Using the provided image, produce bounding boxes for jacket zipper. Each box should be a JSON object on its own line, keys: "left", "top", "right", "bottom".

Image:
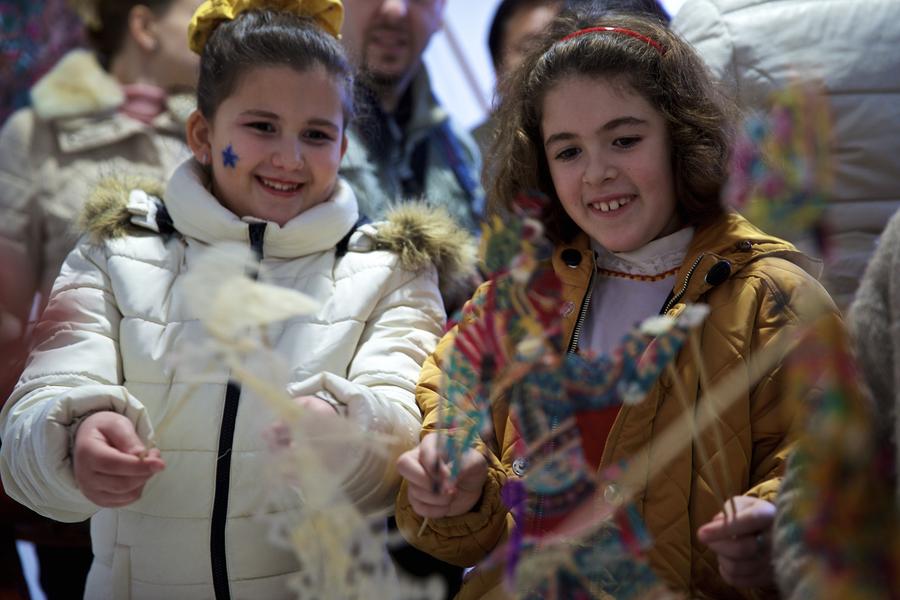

{"left": 565, "top": 258, "right": 595, "bottom": 355}
{"left": 660, "top": 254, "right": 704, "bottom": 315}
{"left": 210, "top": 222, "right": 267, "bottom": 599}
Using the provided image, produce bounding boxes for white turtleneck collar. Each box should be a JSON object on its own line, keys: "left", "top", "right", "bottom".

{"left": 581, "top": 227, "right": 695, "bottom": 357}
{"left": 164, "top": 159, "right": 359, "bottom": 259}
{"left": 592, "top": 227, "right": 695, "bottom": 278}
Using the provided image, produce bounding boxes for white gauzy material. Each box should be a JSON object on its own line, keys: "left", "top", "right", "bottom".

{"left": 181, "top": 242, "right": 320, "bottom": 342}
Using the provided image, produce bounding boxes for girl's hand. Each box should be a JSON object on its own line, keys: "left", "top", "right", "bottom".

{"left": 266, "top": 395, "right": 340, "bottom": 451}
{"left": 396, "top": 432, "right": 487, "bottom": 519}
{"left": 73, "top": 412, "right": 165, "bottom": 508}
{"left": 697, "top": 495, "right": 776, "bottom": 589}
{"left": 294, "top": 394, "right": 339, "bottom": 417}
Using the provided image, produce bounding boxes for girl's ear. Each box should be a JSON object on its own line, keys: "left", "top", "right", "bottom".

{"left": 186, "top": 109, "right": 213, "bottom": 164}
{"left": 128, "top": 5, "right": 160, "bottom": 53}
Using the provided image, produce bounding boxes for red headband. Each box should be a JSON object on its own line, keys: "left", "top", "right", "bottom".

{"left": 561, "top": 26, "right": 667, "bottom": 56}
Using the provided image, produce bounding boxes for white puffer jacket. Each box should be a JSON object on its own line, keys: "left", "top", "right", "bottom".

{"left": 0, "top": 159, "right": 468, "bottom": 599}
{"left": 673, "top": 0, "right": 900, "bottom": 309}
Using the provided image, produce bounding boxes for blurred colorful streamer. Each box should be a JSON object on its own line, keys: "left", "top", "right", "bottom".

{"left": 724, "top": 85, "right": 833, "bottom": 258}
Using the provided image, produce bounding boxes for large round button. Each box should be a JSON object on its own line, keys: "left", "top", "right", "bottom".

{"left": 560, "top": 248, "right": 582, "bottom": 268}
{"left": 704, "top": 260, "right": 732, "bottom": 286}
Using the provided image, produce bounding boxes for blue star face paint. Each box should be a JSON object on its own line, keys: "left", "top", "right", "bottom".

{"left": 222, "top": 144, "right": 239, "bottom": 168}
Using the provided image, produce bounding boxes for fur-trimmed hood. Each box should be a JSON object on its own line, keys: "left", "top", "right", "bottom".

{"left": 80, "top": 174, "right": 478, "bottom": 293}
{"left": 30, "top": 50, "right": 124, "bottom": 120}
{"left": 29, "top": 49, "right": 195, "bottom": 127}
{"left": 80, "top": 175, "right": 168, "bottom": 242}
{"left": 370, "top": 203, "right": 477, "bottom": 303}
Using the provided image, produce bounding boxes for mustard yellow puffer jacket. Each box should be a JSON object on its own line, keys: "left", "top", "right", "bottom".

{"left": 396, "top": 212, "right": 841, "bottom": 599}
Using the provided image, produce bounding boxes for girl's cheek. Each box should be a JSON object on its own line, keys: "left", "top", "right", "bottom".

{"left": 237, "top": 136, "right": 266, "bottom": 157}
{"left": 546, "top": 163, "right": 563, "bottom": 187}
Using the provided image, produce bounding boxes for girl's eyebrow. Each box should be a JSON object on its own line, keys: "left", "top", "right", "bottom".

{"left": 307, "top": 117, "right": 341, "bottom": 132}
{"left": 601, "top": 116, "right": 648, "bottom": 131}
{"left": 544, "top": 131, "right": 577, "bottom": 147}
{"left": 544, "top": 115, "right": 648, "bottom": 147}
{"left": 239, "top": 110, "right": 339, "bottom": 132}
{"left": 240, "top": 109, "right": 280, "bottom": 119}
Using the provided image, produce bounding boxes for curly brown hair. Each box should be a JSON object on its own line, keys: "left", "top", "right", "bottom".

{"left": 487, "top": 8, "right": 737, "bottom": 243}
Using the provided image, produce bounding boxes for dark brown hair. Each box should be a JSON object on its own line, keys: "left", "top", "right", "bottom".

{"left": 488, "top": 9, "right": 735, "bottom": 243}
{"left": 488, "top": 1, "right": 668, "bottom": 70}
{"left": 488, "top": 0, "right": 562, "bottom": 70}
{"left": 197, "top": 9, "right": 354, "bottom": 125}
{"left": 86, "top": 1, "right": 178, "bottom": 68}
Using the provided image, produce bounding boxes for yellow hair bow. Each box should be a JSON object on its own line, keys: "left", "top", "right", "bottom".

{"left": 188, "top": 0, "right": 344, "bottom": 54}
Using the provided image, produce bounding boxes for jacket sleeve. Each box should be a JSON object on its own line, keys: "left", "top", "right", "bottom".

{"left": 0, "top": 110, "right": 44, "bottom": 341}
{"left": 743, "top": 260, "right": 844, "bottom": 502}
{"left": 847, "top": 213, "right": 898, "bottom": 439}
{"left": 772, "top": 216, "right": 900, "bottom": 599}
{"left": 287, "top": 263, "right": 446, "bottom": 515}
{"left": 0, "top": 240, "right": 154, "bottom": 522}
{"left": 394, "top": 284, "right": 516, "bottom": 568}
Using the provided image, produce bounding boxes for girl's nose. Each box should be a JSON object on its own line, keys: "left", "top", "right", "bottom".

{"left": 272, "top": 139, "right": 304, "bottom": 170}
{"left": 582, "top": 157, "right": 617, "bottom": 186}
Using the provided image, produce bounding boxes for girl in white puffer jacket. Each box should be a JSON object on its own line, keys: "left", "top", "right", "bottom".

{"left": 0, "top": 1, "right": 473, "bottom": 598}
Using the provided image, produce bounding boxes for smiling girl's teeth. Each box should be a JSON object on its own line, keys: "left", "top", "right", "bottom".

{"left": 590, "top": 196, "right": 632, "bottom": 212}
{"left": 260, "top": 177, "right": 301, "bottom": 192}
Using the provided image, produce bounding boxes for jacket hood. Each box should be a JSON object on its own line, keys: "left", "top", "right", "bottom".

{"left": 554, "top": 211, "right": 822, "bottom": 316}
{"left": 163, "top": 160, "right": 362, "bottom": 259}
{"left": 79, "top": 167, "right": 477, "bottom": 285}
{"left": 30, "top": 50, "right": 124, "bottom": 120}
{"left": 29, "top": 49, "right": 195, "bottom": 128}
{"left": 371, "top": 202, "right": 478, "bottom": 299}
{"left": 674, "top": 211, "right": 822, "bottom": 307}
{"left": 80, "top": 175, "right": 167, "bottom": 243}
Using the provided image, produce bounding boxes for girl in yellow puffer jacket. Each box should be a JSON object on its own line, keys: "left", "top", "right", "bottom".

{"left": 395, "top": 8, "right": 844, "bottom": 600}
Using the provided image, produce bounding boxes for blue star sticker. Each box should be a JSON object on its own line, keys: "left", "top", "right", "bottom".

{"left": 222, "top": 144, "right": 239, "bottom": 168}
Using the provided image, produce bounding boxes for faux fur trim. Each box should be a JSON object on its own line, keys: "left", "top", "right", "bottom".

{"left": 374, "top": 202, "right": 478, "bottom": 301}
{"left": 80, "top": 175, "right": 167, "bottom": 243}
{"left": 31, "top": 50, "right": 124, "bottom": 120}
{"left": 79, "top": 184, "right": 479, "bottom": 295}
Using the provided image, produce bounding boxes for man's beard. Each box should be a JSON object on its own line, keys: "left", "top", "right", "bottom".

{"left": 358, "top": 58, "right": 405, "bottom": 92}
